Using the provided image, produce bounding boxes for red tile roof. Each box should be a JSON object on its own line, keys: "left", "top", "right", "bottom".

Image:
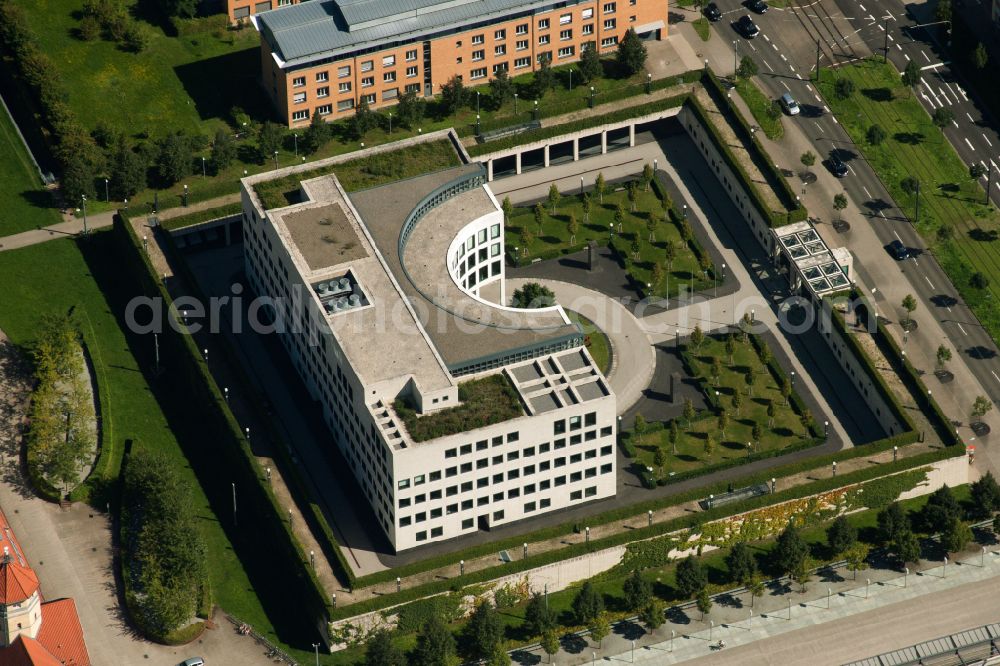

{"left": 0, "top": 510, "right": 38, "bottom": 606}
{"left": 0, "top": 636, "right": 61, "bottom": 666}
{"left": 36, "top": 599, "right": 90, "bottom": 666}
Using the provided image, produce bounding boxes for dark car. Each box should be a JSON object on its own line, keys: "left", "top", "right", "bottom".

{"left": 704, "top": 2, "right": 722, "bottom": 21}
{"left": 747, "top": 0, "right": 769, "bottom": 13}
{"left": 736, "top": 15, "right": 760, "bottom": 38}
{"left": 888, "top": 239, "right": 909, "bottom": 260}
{"left": 826, "top": 153, "right": 849, "bottom": 178}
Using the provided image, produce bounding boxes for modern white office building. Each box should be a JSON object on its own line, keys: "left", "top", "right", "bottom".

{"left": 240, "top": 138, "right": 616, "bottom": 552}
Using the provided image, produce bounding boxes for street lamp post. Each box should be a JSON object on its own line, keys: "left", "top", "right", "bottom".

{"left": 533, "top": 99, "right": 539, "bottom": 121}
{"left": 232, "top": 482, "right": 237, "bottom": 526}
{"left": 585, "top": 526, "right": 590, "bottom": 544}
{"left": 202, "top": 156, "right": 206, "bottom": 177}
{"left": 476, "top": 114, "right": 481, "bottom": 135}
{"left": 273, "top": 150, "right": 279, "bottom": 170}
{"left": 294, "top": 133, "right": 299, "bottom": 157}
{"left": 476, "top": 90, "right": 480, "bottom": 114}
{"left": 388, "top": 112, "right": 392, "bottom": 134}
{"left": 646, "top": 72, "right": 652, "bottom": 94}
{"left": 733, "top": 40, "right": 739, "bottom": 75}
{"left": 460, "top": 559, "right": 465, "bottom": 575}
{"left": 569, "top": 67, "right": 573, "bottom": 91}
{"left": 824, "top": 421, "right": 829, "bottom": 439}
{"left": 80, "top": 195, "right": 89, "bottom": 236}
{"left": 589, "top": 86, "right": 595, "bottom": 109}
{"left": 670, "top": 629, "right": 675, "bottom": 652}
{"left": 827, "top": 587, "right": 832, "bottom": 609}
{"left": 771, "top": 477, "right": 776, "bottom": 493}
{"left": 832, "top": 461, "right": 837, "bottom": 477}
{"left": 580, "top": 176, "right": 584, "bottom": 195}
{"left": 631, "top": 640, "right": 635, "bottom": 663}
{"left": 893, "top": 445, "right": 898, "bottom": 462}
{"left": 514, "top": 92, "right": 518, "bottom": 114}
{"left": 523, "top": 542, "right": 528, "bottom": 559}
{"left": 865, "top": 578, "right": 870, "bottom": 599}
{"left": 104, "top": 178, "right": 109, "bottom": 202}
{"left": 648, "top": 509, "right": 653, "bottom": 527}
{"left": 224, "top": 387, "right": 229, "bottom": 402}
{"left": 790, "top": 371, "right": 796, "bottom": 387}
{"left": 183, "top": 184, "right": 189, "bottom": 207}
{"left": 313, "top": 643, "right": 320, "bottom": 666}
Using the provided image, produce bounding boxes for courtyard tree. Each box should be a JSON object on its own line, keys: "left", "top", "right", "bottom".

{"left": 653, "top": 446, "right": 667, "bottom": 477}
{"left": 110, "top": 136, "right": 147, "bottom": 199}
{"left": 717, "top": 409, "right": 729, "bottom": 439}
{"left": 489, "top": 68, "right": 514, "bottom": 108}
{"left": 524, "top": 592, "right": 556, "bottom": 636}
{"left": 833, "top": 192, "right": 848, "bottom": 221}
{"left": 396, "top": 89, "right": 426, "bottom": 127}
{"left": 487, "top": 644, "right": 510, "bottom": 666}
{"left": 533, "top": 53, "right": 556, "bottom": 98}
{"left": 752, "top": 421, "right": 763, "bottom": 447}
{"left": 156, "top": 131, "right": 192, "bottom": 185}
{"left": 663, "top": 240, "right": 676, "bottom": 270}
{"left": 640, "top": 600, "right": 665, "bottom": 636}
{"left": 643, "top": 162, "right": 654, "bottom": 191}
{"left": 630, "top": 238, "right": 641, "bottom": 260}
{"left": 901, "top": 294, "right": 917, "bottom": 328}
{"left": 942, "top": 517, "right": 972, "bottom": 553}
{"left": 572, "top": 581, "right": 604, "bottom": 626}
{"left": 512, "top": 282, "right": 555, "bottom": 308}
{"left": 568, "top": 214, "right": 579, "bottom": 244}
{"left": 970, "top": 163, "right": 987, "bottom": 181}
{"left": 668, "top": 420, "right": 679, "bottom": 454}
{"left": 579, "top": 42, "right": 603, "bottom": 83}
{"left": 937, "top": 223, "right": 954, "bottom": 242}
{"left": 440, "top": 75, "right": 469, "bottom": 115}
{"left": 877, "top": 501, "right": 909, "bottom": 544}
{"left": 650, "top": 261, "right": 664, "bottom": 289}
{"left": 257, "top": 121, "right": 283, "bottom": 160}
{"left": 683, "top": 398, "right": 695, "bottom": 427}
{"left": 590, "top": 613, "right": 611, "bottom": 648}
{"left": 209, "top": 128, "right": 235, "bottom": 173}
{"left": 747, "top": 574, "right": 765, "bottom": 608}
{"left": 732, "top": 393, "right": 744, "bottom": 419}
{"left": 364, "top": 629, "right": 405, "bottom": 666}
{"left": 846, "top": 543, "right": 871, "bottom": 580}
{"left": 614, "top": 204, "right": 625, "bottom": 231}
{"left": 502, "top": 196, "right": 514, "bottom": 224}
{"left": 834, "top": 77, "right": 855, "bottom": 100}
{"left": 627, "top": 182, "right": 638, "bottom": 213}
{"left": 616, "top": 28, "right": 647, "bottom": 75}
{"left": 704, "top": 434, "right": 716, "bottom": 457}
{"left": 781, "top": 377, "right": 791, "bottom": 406}
{"left": 465, "top": 600, "right": 504, "bottom": 661}
{"left": 411, "top": 616, "right": 457, "bottom": 666}
{"left": 690, "top": 324, "right": 705, "bottom": 352}
{"left": 773, "top": 522, "right": 808, "bottom": 576}
{"left": 935, "top": 0, "right": 952, "bottom": 23}
{"left": 766, "top": 401, "right": 776, "bottom": 428}
{"left": 739, "top": 312, "right": 752, "bottom": 343}
{"left": 792, "top": 556, "right": 814, "bottom": 592}
{"left": 302, "top": 113, "right": 331, "bottom": 154}
{"left": 540, "top": 631, "right": 560, "bottom": 663}
{"left": 582, "top": 193, "right": 592, "bottom": 222}
{"left": 634, "top": 414, "right": 647, "bottom": 437}
{"left": 970, "top": 471, "right": 1000, "bottom": 518}
{"left": 519, "top": 226, "right": 535, "bottom": 252}
{"left": 866, "top": 123, "right": 887, "bottom": 146}
{"left": 696, "top": 588, "right": 712, "bottom": 620}
{"left": 971, "top": 272, "right": 990, "bottom": 290}
{"left": 624, "top": 569, "right": 653, "bottom": 610}
{"left": 595, "top": 172, "right": 606, "bottom": 203}
{"left": 745, "top": 369, "right": 756, "bottom": 396}
{"left": 826, "top": 515, "right": 857, "bottom": 554}
{"left": 548, "top": 183, "right": 561, "bottom": 213}
{"left": 675, "top": 554, "right": 707, "bottom": 598}
{"left": 800, "top": 408, "right": 813, "bottom": 432}
{"left": 725, "top": 541, "right": 758, "bottom": 585}
{"left": 661, "top": 195, "right": 671, "bottom": 223}
{"left": 711, "top": 357, "right": 723, "bottom": 386}
{"left": 647, "top": 215, "right": 658, "bottom": 242}
{"left": 725, "top": 334, "right": 736, "bottom": 363}
{"left": 534, "top": 202, "right": 545, "bottom": 229}
{"left": 971, "top": 395, "right": 993, "bottom": 423}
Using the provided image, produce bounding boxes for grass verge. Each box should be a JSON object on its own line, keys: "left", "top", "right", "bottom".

{"left": 693, "top": 17, "right": 712, "bottom": 42}
{"left": 0, "top": 96, "right": 60, "bottom": 236}
{"left": 735, "top": 77, "right": 783, "bottom": 140}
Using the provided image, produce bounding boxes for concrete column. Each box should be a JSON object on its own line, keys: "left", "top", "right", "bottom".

{"left": 629, "top": 123, "right": 636, "bottom": 147}
{"left": 543, "top": 145, "right": 550, "bottom": 168}
{"left": 515, "top": 151, "right": 522, "bottom": 175}
{"left": 600, "top": 131, "right": 607, "bottom": 154}
{"left": 573, "top": 137, "right": 579, "bottom": 161}
{"left": 486, "top": 159, "right": 494, "bottom": 181}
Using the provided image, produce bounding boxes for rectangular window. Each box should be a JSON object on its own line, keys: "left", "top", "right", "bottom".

{"left": 508, "top": 469, "right": 520, "bottom": 480}
{"left": 508, "top": 488, "right": 520, "bottom": 498}
{"left": 405, "top": 83, "right": 420, "bottom": 93}
{"left": 507, "top": 451, "right": 519, "bottom": 462}
{"left": 560, "top": 29, "right": 572, "bottom": 40}
{"left": 446, "top": 448, "right": 457, "bottom": 458}
{"left": 476, "top": 458, "right": 488, "bottom": 470}
{"left": 462, "top": 518, "right": 474, "bottom": 529}
{"left": 316, "top": 104, "right": 332, "bottom": 116}
{"left": 316, "top": 71, "right": 329, "bottom": 82}
{"left": 293, "top": 92, "right": 307, "bottom": 104}
{"left": 430, "top": 489, "right": 442, "bottom": 499}
{"left": 476, "top": 477, "right": 489, "bottom": 488}
{"left": 461, "top": 481, "right": 472, "bottom": 492}
{"left": 399, "top": 516, "right": 411, "bottom": 526}
{"left": 493, "top": 473, "right": 503, "bottom": 483}
{"left": 555, "top": 475, "right": 566, "bottom": 487}
{"left": 523, "top": 464, "right": 535, "bottom": 476}
{"left": 361, "top": 60, "right": 374, "bottom": 72}
{"left": 585, "top": 430, "right": 597, "bottom": 442}
{"left": 524, "top": 483, "right": 536, "bottom": 494}
{"left": 416, "top": 530, "right": 427, "bottom": 541}
{"left": 601, "top": 426, "right": 613, "bottom": 437}
{"left": 337, "top": 99, "right": 354, "bottom": 111}
{"left": 570, "top": 415, "right": 582, "bottom": 431}
{"left": 317, "top": 86, "right": 329, "bottom": 98}
{"left": 570, "top": 490, "right": 582, "bottom": 501}
{"left": 470, "top": 68, "right": 487, "bottom": 79}
{"left": 398, "top": 479, "right": 410, "bottom": 490}
{"left": 539, "top": 460, "right": 550, "bottom": 471}
{"left": 430, "top": 470, "right": 442, "bottom": 481}
{"left": 430, "top": 508, "right": 442, "bottom": 519}
{"left": 540, "top": 480, "right": 551, "bottom": 490}
{"left": 585, "top": 485, "right": 598, "bottom": 497}
{"left": 524, "top": 501, "right": 536, "bottom": 512}
{"left": 516, "top": 23, "right": 528, "bottom": 35}
{"left": 338, "top": 65, "right": 351, "bottom": 78}
{"left": 601, "top": 445, "right": 613, "bottom": 456}
{"left": 415, "top": 512, "right": 426, "bottom": 523}
{"left": 560, "top": 13, "right": 572, "bottom": 24}
{"left": 538, "top": 34, "right": 550, "bottom": 45}
{"left": 555, "top": 457, "right": 566, "bottom": 468}
{"left": 494, "top": 29, "right": 506, "bottom": 40}
{"left": 523, "top": 446, "right": 535, "bottom": 457}
{"left": 601, "top": 463, "right": 613, "bottom": 474}
{"left": 407, "top": 66, "right": 418, "bottom": 77}
{"left": 570, "top": 471, "right": 582, "bottom": 482}
{"left": 538, "top": 18, "right": 550, "bottom": 29}
{"left": 570, "top": 434, "right": 582, "bottom": 445}
{"left": 477, "top": 496, "right": 489, "bottom": 506}
{"left": 603, "top": 2, "right": 616, "bottom": 13}
{"left": 476, "top": 440, "right": 488, "bottom": 451}
{"left": 461, "top": 499, "right": 473, "bottom": 510}
{"left": 406, "top": 49, "right": 418, "bottom": 61}
{"left": 382, "top": 54, "right": 395, "bottom": 67}
{"left": 338, "top": 82, "right": 352, "bottom": 93}
{"left": 472, "top": 34, "right": 485, "bottom": 44}
{"left": 493, "top": 510, "right": 505, "bottom": 521}
{"left": 399, "top": 498, "right": 411, "bottom": 508}
{"left": 507, "top": 432, "right": 519, "bottom": 443}
{"left": 493, "top": 492, "right": 504, "bottom": 502}
{"left": 585, "top": 467, "right": 597, "bottom": 478}
{"left": 492, "top": 436, "right": 504, "bottom": 447}
{"left": 582, "top": 7, "right": 594, "bottom": 19}
{"left": 554, "top": 438, "right": 566, "bottom": 449}
{"left": 582, "top": 23, "right": 594, "bottom": 35}
{"left": 554, "top": 420, "right": 566, "bottom": 435}
{"left": 361, "top": 77, "right": 374, "bottom": 88}
{"left": 384, "top": 72, "right": 396, "bottom": 83}
{"left": 430, "top": 526, "right": 443, "bottom": 537}
{"left": 292, "top": 76, "right": 306, "bottom": 87}
{"left": 540, "top": 443, "right": 551, "bottom": 453}
{"left": 414, "top": 474, "right": 425, "bottom": 486}
{"left": 414, "top": 493, "right": 426, "bottom": 504}
{"left": 495, "top": 44, "right": 506, "bottom": 56}
{"left": 447, "top": 485, "right": 458, "bottom": 496}
{"left": 460, "top": 444, "right": 472, "bottom": 455}
{"left": 472, "top": 49, "right": 485, "bottom": 61}
{"left": 446, "top": 467, "right": 458, "bottom": 478}
{"left": 585, "top": 412, "right": 597, "bottom": 427}
{"left": 540, "top": 498, "right": 551, "bottom": 509}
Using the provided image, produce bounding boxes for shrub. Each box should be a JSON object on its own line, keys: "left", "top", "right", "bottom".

{"left": 834, "top": 78, "right": 855, "bottom": 100}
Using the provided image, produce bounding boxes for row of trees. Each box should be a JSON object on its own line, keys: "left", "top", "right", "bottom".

{"left": 26, "top": 315, "right": 96, "bottom": 496}
{"left": 121, "top": 448, "right": 208, "bottom": 640}
{"left": 78, "top": 0, "right": 152, "bottom": 52}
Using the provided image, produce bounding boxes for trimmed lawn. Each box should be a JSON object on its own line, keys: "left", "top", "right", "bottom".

{"left": 507, "top": 181, "right": 715, "bottom": 298}
{"left": 693, "top": 18, "right": 712, "bottom": 42}
{"left": 0, "top": 103, "right": 60, "bottom": 236}
{"left": 818, "top": 60, "right": 1000, "bottom": 337}
{"left": 566, "top": 310, "right": 612, "bottom": 375}
{"left": 735, "top": 77, "right": 783, "bottom": 140}
{"left": 632, "top": 334, "right": 813, "bottom": 476}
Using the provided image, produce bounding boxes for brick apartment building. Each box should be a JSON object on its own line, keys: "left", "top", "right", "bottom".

{"left": 228, "top": 0, "right": 301, "bottom": 23}
{"left": 251, "top": 0, "right": 667, "bottom": 128}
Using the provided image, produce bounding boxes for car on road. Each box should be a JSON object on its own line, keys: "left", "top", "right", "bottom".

{"left": 178, "top": 659, "right": 205, "bottom": 666}
{"left": 888, "top": 240, "right": 910, "bottom": 261}
{"left": 736, "top": 15, "right": 760, "bottom": 38}
{"left": 779, "top": 92, "right": 800, "bottom": 115}
{"left": 747, "top": 0, "right": 769, "bottom": 13}
{"left": 826, "top": 153, "right": 849, "bottom": 178}
{"left": 704, "top": 2, "right": 722, "bottom": 21}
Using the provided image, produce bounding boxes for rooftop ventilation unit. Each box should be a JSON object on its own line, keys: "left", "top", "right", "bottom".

{"left": 311, "top": 270, "right": 369, "bottom": 315}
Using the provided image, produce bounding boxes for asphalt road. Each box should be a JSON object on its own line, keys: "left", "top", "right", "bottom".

{"left": 702, "top": 0, "right": 1000, "bottom": 424}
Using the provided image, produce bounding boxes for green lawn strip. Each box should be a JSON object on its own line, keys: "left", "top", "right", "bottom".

{"left": 0, "top": 98, "right": 60, "bottom": 236}
{"left": 565, "top": 311, "right": 612, "bottom": 375}
{"left": 395, "top": 375, "right": 524, "bottom": 442}
{"left": 692, "top": 18, "right": 712, "bottom": 42}
{"left": 327, "top": 482, "right": 971, "bottom": 663}
{"left": 160, "top": 202, "right": 242, "bottom": 231}
{"left": 507, "top": 183, "right": 713, "bottom": 298}
{"left": 735, "top": 77, "right": 783, "bottom": 140}
{"left": 630, "top": 334, "right": 812, "bottom": 477}
{"left": 817, "top": 60, "right": 1000, "bottom": 336}
{"left": 253, "top": 139, "right": 462, "bottom": 210}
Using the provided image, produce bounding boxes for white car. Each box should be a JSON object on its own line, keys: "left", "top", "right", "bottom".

{"left": 179, "top": 659, "right": 205, "bottom": 666}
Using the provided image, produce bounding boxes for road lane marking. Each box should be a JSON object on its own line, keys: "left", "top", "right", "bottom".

{"left": 925, "top": 276, "right": 935, "bottom": 289}
{"left": 903, "top": 51, "right": 910, "bottom": 59}
{"left": 764, "top": 34, "right": 770, "bottom": 42}
{"left": 762, "top": 57, "right": 774, "bottom": 72}
{"left": 957, "top": 322, "right": 968, "bottom": 335}
{"left": 815, "top": 94, "right": 822, "bottom": 101}
{"left": 797, "top": 73, "right": 803, "bottom": 80}
{"left": 952, "top": 120, "right": 959, "bottom": 128}
{"left": 921, "top": 50, "right": 931, "bottom": 62}
{"left": 939, "top": 87, "right": 955, "bottom": 105}
{"left": 780, "top": 53, "right": 787, "bottom": 61}
{"left": 859, "top": 2, "right": 866, "bottom": 9}
{"left": 967, "top": 112, "right": 976, "bottom": 122}
{"left": 781, "top": 80, "right": 790, "bottom": 90}
{"left": 888, "top": 33, "right": 895, "bottom": 42}
{"left": 965, "top": 137, "right": 976, "bottom": 151}
{"left": 984, "top": 134, "right": 993, "bottom": 147}
{"left": 863, "top": 186, "right": 873, "bottom": 198}
{"left": 921, "top": 91, "right": 940, "bottom": 109}
{"left": 894, "top": 230, "right": 902, "bottom": 241}
{"left": 789, "top": 64, "right": 796, "bottom": 72}
{"left": 993, "top": 370, "right": 1000, "bottom": 384}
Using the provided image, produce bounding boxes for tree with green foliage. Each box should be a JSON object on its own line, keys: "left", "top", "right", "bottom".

{"left": 932, "top": 107, "right": 954, "bottom": 129}
{"left": 257, "top": 121, "right": 284, "bottom": 162}
{"left": 571, "top": 581, "right": 604, "bottom": 626}
{"left": 901, "top": 59, "right": 922, "bottom": 93}
{"left": 524, "top": 592, "right": 556, "bottom": 637}
{"left": 826, "top": 515, "right": 857, "bottom": 555}
{"left": 590, "top": 613, "right": 610, "bottom": 648}
{"left": 747, "top": 574, "right": 765, "bottom": 608}
{"left": 993, "top": 514, "right": 1000, "bottom": 534}
{"left": 540, "top": 630, "right": 560, "bottom": 662}
{"left": 690, "top": 324, "right": 705, "bottom": 352}
{"left": 501, "top": 196, "right": 513, "bottom": 224}
{"left": 548, "top": 183, "right": 561, "bottom": 214}
{"left": 668, "top": 420, "right": 679, "bottom": 455}
{"left": 901, "top": 294, "right": 917, "bottom": 328}
{"left": 844, "top": 542, "right": 869, "bottom": 580}
{"left": 162, "top": 0, "right": 198, "bottom": 18}
{"left": 465, "top": 601, "right": 504, "bottom": 661}
{"left": 793, "top": 556, "right": 815, "bottom": 592}
{"left": 834, "top": 77, "right": 855, "bottom": 99}
{"left": 971, "top": 272, "right": 991, "bottom": 290}
{"left": 711, "top": 357, "right": 723, "bottom": 386}
{"left": 682, "top": 398, "right": 695, "bottom": 427}
{"left": 942, "top": 517, "right": 972, "bottom": 553}
{"left": 156, "top": 132, "right": 192, "bottom": 185}
{"left": 653, "top": 446, "right": 667, "bottom": 477}
{"left": 209, "top": 128, "right": 235, "bottom": 174}
{"left": 582, "top": 193, "right": 592, "bottom": 223}
{"left": 623, "top": 569, "right": 653, "bottom": 611}
{"left": 745, "top": 369, "right": 756, "bottom": 397}
{"left": 725, "top": 541, "right": 758, "bottom": 585}
{"left": 365, "top": 628, "right": 406, "bottom": 666}
{"left": 353, "top": 97, "right": 378, "bottom": 138}
{"left": 642, "top": 162, "right": 654, "bottom": 191}
{"left": 533, "top": 202, "right": 545, "bottom": 230}
{"left": 801, "top": 151, "right": 816, "bottom": 168}
{"left": 704, "top": 434, "right": 716, "bottom": 457}
{"left": 751, "top": 421, "right": 763, "bottom": 448}
{"left": 489, "top": 68, "right": 514, "bottom": 108}
{"left": 396, "top": 89, "right": 426, "bottom": 127}
{"left": 594, "top": 172, "right": 607, "bottom": 203}
{"left": 512, "top": 282, "right": 555, "bottom": 308}
{"left": 696, "top": 588, "right": 712, "bottom": 620}
{"left": 533, "top": 53, "right": 555, "bottom": 98}
{"left": 518, "top": 226, "right": 534, "bottom": 252}
{"left": 893, "top": 529, "right": 921, "bottom": 565}
{"left": 833, "top": 192, "right": 848, "bottom": 221}
{"left": 663, "top": 239, "right": 676, "bottom": 271}
{"left": 579, "top": 43, "right": 603, "bottom": 83}
{"left": 936, "top": 344, "right": 952, "bottom": 371}
{"left": 640, "top": 600, "right": 664, "bottom": 635}
{"left": 971, "top": 471, "right": 1000, "bottom": 518}
{"left": 616, "top": 28, "right": 647, "bottom": 75}
{"left": 411, "top": 616, "right": 457, "bottom": 666}
{"left": 867, "top": 123, "right": 887, "bottom": 146}
{"left": 725, "top": 334, "right": 736, "bottom": 363}
{"left": 614, "top": 204, "right": 625, "bottom": 231}
{"left": 675, "top": 554, "right": 707, "bottom": 598}
{"left": 440, "top": 75, "right": 469, "bottom": 115}
{"left": 970, "top": 162, "right": 987, "bottom": 180}
{"left": 877, "top": 502, "right": 908, "bottom": 544}
{"left": 737, "top": 55, "right": 758, "bottom": 79}
{"left": 973, "top": 42, "right": 989, "bottom": 70}
{"left": 302, "top": 112, "right": 331, "bottom": 154}
{"left": 937, "top": 223, "right": 954, "bottom": 242}
{"left": 568, "top": 213, "right": 579, "bottom": 244}
{"left": 718, "top": 409, "right": 729, "bottom": 439}
{"left": 922, "top": 485, "right": 962, "bottom": 533}
{"left": 109, "top": 136, "right": 146, "bottom": 199}
{"left": 627, "top": 181, "right": 638, "bottom": 212}
{"left": 766, "top": 401, "right": 776, "bottom": 428}
{"left": 486, "top": 643, "right": 510, "bottom": 666}
{"left": 972, "top": 395, "right": 993, "bottom": 422}
{"left": 935, "top": 0, "right": 952, "bottom": 24}
{"left": 651, "top": 261, "right": 664, "bottom": 288}
{"left": 773, "top": 523, "right": 808, "bottom": 576}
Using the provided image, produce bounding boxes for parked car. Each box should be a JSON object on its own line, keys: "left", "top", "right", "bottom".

{"left": 736, "top": 15, "right": 760, "bottom": 38}
{"left": 888, "top": 239, "right": 910, "bottom": 260}
{"left": 779, "top": 92, "right": 800, "bottom": 115}
{"left": 178, "top": 659, "right": 205, "bottom": 666}
{"left": 826, "top": 153, "right": 849, "bottom": 177}
{"left": 704, "top": 2, "right": 722, "bottom": 21}
{"left": 747, "top": 0, "right": 769, "bottom": 12}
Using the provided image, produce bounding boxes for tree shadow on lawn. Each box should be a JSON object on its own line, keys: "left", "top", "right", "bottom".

{"left": 174, "top": 49, "right": 271, "bottom": 123}
{"left": 894, "top": 131, "right": 924, "bottom": 145}
{"left": 861, "top": 87, "right": 893, "bottom": 103}
{"left": 968, "top": 228, "right": 999, "bottom": 242}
